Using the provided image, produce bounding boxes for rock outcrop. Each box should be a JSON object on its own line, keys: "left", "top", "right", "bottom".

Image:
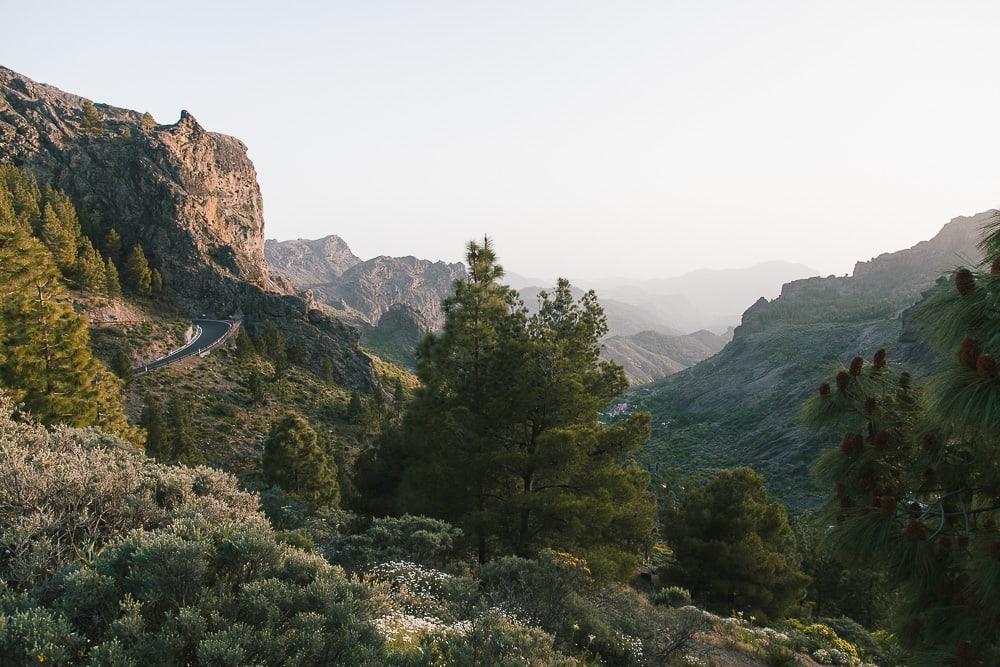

{"left": 0, "top": 66, "right": 377, "bottom": 391}
{"left": 267, "top": 236, "right": 465, "bottom": 333}
{"left": 264, "top": 235, "right": 361, "bottom": 287}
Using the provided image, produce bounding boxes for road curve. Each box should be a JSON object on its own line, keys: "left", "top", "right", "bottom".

{"left": 133, "top": 319, "right": 234, "bottom": 374}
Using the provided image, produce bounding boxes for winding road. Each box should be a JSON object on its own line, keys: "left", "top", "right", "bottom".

{"left": 133, "top": 319, "right": 235, "bottom": 374}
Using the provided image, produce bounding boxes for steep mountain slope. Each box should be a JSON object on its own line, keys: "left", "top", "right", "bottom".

{"left": 602, "top": 328, "right": 733, "bottom": 385}
{"left": 266, "top": 236, "right": 464, "bottom": 331}
{"left": 264, "top": 235, "right": 360, "bottom": 286}
{"left": 625, "top": 211, "right": 991, "bottom": 508}
{"left": 0, "top": 66, "right": 376, "bottom": 391}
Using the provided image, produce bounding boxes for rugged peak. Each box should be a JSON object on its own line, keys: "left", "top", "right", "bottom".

{"left": 265, "top": 235, "right": 362, "bottom": 286}
{"left": 0, "top": 66, "right": 377, "bottom": 391}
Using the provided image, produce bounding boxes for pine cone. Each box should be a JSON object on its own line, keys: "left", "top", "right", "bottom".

{"left": 992, "top": 257, "right": 1000, "bottom": 274}
{"left": 836, "top": 370, "right": 851, "bottom": 392}
{"left": 977, "top": 354, "right": 997, "bottom": 378}
{"left": 921, "top": 433, "right": 938, "bottom": 454}
{"left": 840, "top": 432, "right": 864, "bottom": 456}
{"left": 873, "top": 348, "right": 887, "bottom": 369}
{"left": 988, "top": 542, "right": 1000, "bottom": 561}
{"left": 879, "top": 496, "right": 896, "bottom": 515}
{"left": 849, "top": 356, "right": 864, "bottom": 376}
{"left": 955, "top": 268, "right": 975, "bottom": 296}
{"left": 906, "top": 520, "right": 928, "bottom": 541}
{"left": 865, "top": 397, "right": 876, "bottom": 414}
{"left": 874, "top": 431, "right": 889, "bottom": 450}
{"left": 819, "top": 383, "right": 831, "bottom": 397}
{"left": 960, "top": 338, "right": 981, "bottom": 370}
{"left": 899, "top": 372, "right": 911, "bottom": 389}
{"left": 955, "top": 640, "right": 976, "bottom": 665}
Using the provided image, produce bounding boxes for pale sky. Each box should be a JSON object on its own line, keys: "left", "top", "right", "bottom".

{"left": 4, "top": 1, "right": 1000, "bottom": 279}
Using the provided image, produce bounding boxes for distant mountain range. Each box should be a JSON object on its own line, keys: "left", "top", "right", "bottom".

{"left": 625, "top": 210, "right": 993, "bottom": 508}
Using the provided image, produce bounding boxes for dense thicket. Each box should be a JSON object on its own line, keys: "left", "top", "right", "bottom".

{"left": 661, "top": 467, "right": 809, "bottom": 620}
{"left": 806, "top": 213, "right": 1000, "bottom": 666}
{"left": 0, "top": 166, "right": 137, "bottom": 442}
{"left": 355, "top": 239, "right": 654, "bottom": 578}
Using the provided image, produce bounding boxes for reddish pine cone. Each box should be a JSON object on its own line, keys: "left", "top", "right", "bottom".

{"left": 960, "top": 338, "right": 981, "bottom": 370}
{"left": 873, "top": 431, "right": 889, "bottom": 449}
{"left": 977, "top": 354, "right": 997, "bottom": 378}
{"left": 955, "top": 640, "right": 976, "bottom": 664}
{"left": 836, "top": 370, "right": 851, "bottom": 392}
{"left": 955, "top": 268, "right": 975, "bottom": 296}
{"left": 989, "top": 542, "right": 1000, "bottom": 561}
{"left": 992, "top": 256, "right": 1000, "bottom": 274}
{"left": 873, "top": 349, "right": 887, "bottom": 369}
{"left": 819, "top": 383, "right": 831, "bottom": 397}
{"left": 906, "top": 520, "right": 929, "bottom": 541}
{"left": 840, "top": 432, "right": 864, "bottom": 456}
{"left": 849, "top": 356, "right": 864, "bottom": 376}
{"left": 878, "top": 496, "right": 896, "bottom": 515}
{"left": 864, "top": 397, "right": 876, "bottom": 414}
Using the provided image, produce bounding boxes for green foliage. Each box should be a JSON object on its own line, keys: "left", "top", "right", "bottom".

{"left": 104, "top": 256, "right": 121, "bottom": 296}
{"left": 110, "top": 346, "right": 132, "bottom": 382}
{"left": 141, "top": 111, "right": 155, "bottom": 132}
{"left": 332, "top": 515, "right": 462, "bottom": 571}
{"left": 263, "top": 413, "right": 339, "bottom": 505}
{"left": 141, "top": 396, "right": 168, "bottom": 461}
{"left": 167, "top": 395, "right": 199, "bottom": 464}
{"left": 661, "top": 467, "right": 809, "bottom": 621}
{"left": 151, "top": 267, "right": 163, "bottom": 294}
{"left": 0, "top": 167, "right": 135, "bottom": 441}
{"left": 80, "top": 100, "right": 103, "bottom": 133}
{"left": 651, "top": 586, "right": 692, "bottom": 607}
{"left": 247, "top": 367, "right": 266, "bottom": 403}
{"left": 805, "top": 220, "right": 1000, "bottom": 664}
{"left": 124, "top": 244, "right": 152, "bottom": 296}
{"left": 73, "top": 236, "right": 106, "bottom": 292}
{"left": 357, "top": 239, "right": 654, "bottom": 573}
{"left": 102, "top": 228, "right": 122, "bottom": 264}
{"left": 0, "top": 400, "right": 391, "bottom": 665}
{"left": 235, "top": 326, "right": 256, "bottom": 359}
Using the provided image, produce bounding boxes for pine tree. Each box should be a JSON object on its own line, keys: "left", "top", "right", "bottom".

{"left": 167, "top": 395, "right": 198, "bottom": 464}
{"left": 103, "top": 228, "right": 123, "bottom": 265}
{"left": 141, "top": 397, "right": 169, "bottom": 461}
{"left": 235, "top": 327, "right": 256, "bottom": 359}
{"left": 104, "top": 257, "right": 121, "bottom": 297}
{"left": 247, "top": 367, "right": 265, "bottom": 404}
{"left": 110, "top": 347, "right": 132, "bottom": 382}
{"left": 355, "top": 239, "right": 655, "bottom": 574}
{"left": 124, "top": 245, "right": 152, "bottom": 296}
{"left": 661, "top": 467, "right": 809, "bottom": 620}
{"left": 322, "top": 357, "right": 334, "bottom": 383}
{"left": 150, "top": 268, "right": 163, "bottom": 295}
{"left": 805, "top": 213, "right": 1000, "bottom": 665}
{"left": 263, "top": 413, "right": 339, "bottom": 505}
{"left": 0, "top": 169, "right": 136, "bottom": 441}
{"left": 74, "top": 237, "right": 106, "bottom": 292}
{"left": 141, "top": 112, "right": 155, "bottom": 132}
{"left": 40, "top": 202, "right": 77, "bottom": 273}
{"left": 80, "top": 100, "right": 103, "bottom": 134}
{"left": 346, "top": 391, "right": 364, "bottom": 423}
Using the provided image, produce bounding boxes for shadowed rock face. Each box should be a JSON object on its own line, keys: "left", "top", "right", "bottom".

{"left": 266, "top": 236, "right": 465, "bottom": 332}
{"left": 0, "top": 66, "right": 377, "bottom": 391}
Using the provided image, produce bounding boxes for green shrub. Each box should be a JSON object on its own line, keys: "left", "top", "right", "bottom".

{"left": 651, "top": 586, "right": 692, "bottom": 607}
{"left": 331, "top": 514, "right": 463, "bottom": 572}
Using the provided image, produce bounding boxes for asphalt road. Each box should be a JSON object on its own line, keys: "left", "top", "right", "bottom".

{"left": 134, "top": 319, "right": 233, "bottom": 374}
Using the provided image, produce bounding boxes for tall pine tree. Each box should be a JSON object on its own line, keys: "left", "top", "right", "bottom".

{"left": 356, "top": 239, "right": 654, "bottom": 576}
{"left": 263, "top": 413, "right": 339, "bottom": 505}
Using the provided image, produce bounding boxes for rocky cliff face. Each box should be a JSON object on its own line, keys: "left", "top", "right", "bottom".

{"left": 264, "top": 235, "right": 360, "bottom": 286}
{"left": 0, "top": 66, "right": 377, "bottom": 391}
{"left": 267, "top": 236, "right": 466, "bottom": 332}
{"left": 626, "top": 211, "right": 989, "bottom": 508}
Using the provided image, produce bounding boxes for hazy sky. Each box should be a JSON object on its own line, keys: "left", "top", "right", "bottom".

{"left": 4, "top": 1, "right": 1000, "bottom": 279}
